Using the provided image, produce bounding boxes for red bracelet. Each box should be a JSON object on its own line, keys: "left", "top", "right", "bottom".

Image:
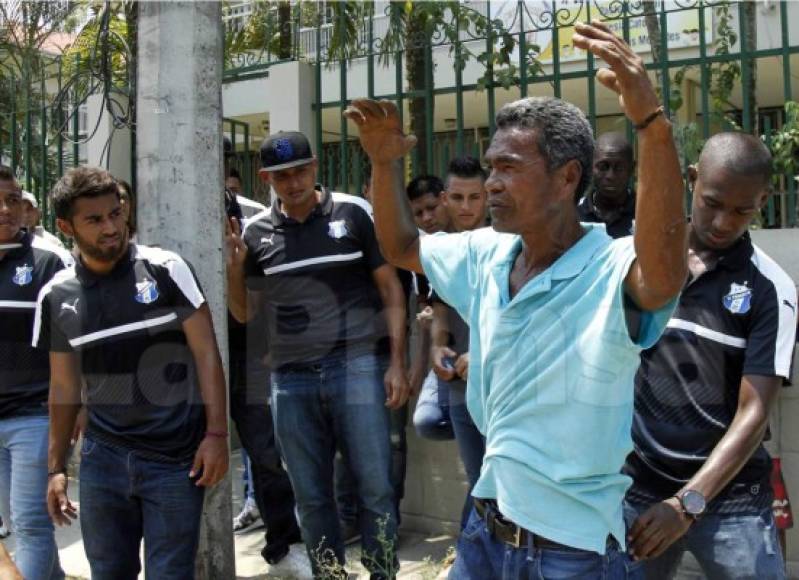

{"left": 205, "top": 430, "right": 228, "bottom": 438}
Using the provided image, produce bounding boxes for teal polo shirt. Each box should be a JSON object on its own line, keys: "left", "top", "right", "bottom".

{"left": 420, "top": 223, "right": 675, "bottom": 553}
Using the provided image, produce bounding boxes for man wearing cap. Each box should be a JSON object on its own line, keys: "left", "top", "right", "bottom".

{"left": 20, "top": 191, "right": 64, "bottom": 248}
{"left": 0, "top": 167, "right": 71, "bottom": 579}
{"left": 227, "top": 130, "right": 409, "bottom": 578}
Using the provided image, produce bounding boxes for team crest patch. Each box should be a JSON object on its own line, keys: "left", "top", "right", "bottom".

{"left": 274, "top": 138, "right": 294, "bottom": 162}
{"left": 723, "top": 282, "right": 752, "bottom": 314}
{"left": 12, "top": 264, "right": 33, "bottom": 286}
{"left": 135, "top": 278, "right": 159, "bottom": 304}
{"left": 328, "top": 220, "right": 348, "bottom": 239}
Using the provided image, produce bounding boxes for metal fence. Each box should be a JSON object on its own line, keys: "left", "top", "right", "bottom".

{"left": 225, "top": 0, "right": 799, "bottom": 227}
{"left": 3, "top": 1, "right": 798, "bottom": 228}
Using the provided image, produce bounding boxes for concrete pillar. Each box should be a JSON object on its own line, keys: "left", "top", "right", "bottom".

{"left": 85, "top": 93, "right": 132, "bottom": 183}
{"left": 136, "top": 2, "right": 234, "bottom": 578}
{"left": 266, "top": 61, "right": 317, "bottom": 147}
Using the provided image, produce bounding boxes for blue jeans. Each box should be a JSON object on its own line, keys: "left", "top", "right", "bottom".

{"left": 79, "top": 436, "right": 205, "bottom": 580}
{"left": 271, "top": 351, "right": 398, "bottom": 578}
{"left": 413, "top": 370, "right": 454, "bottom": 440}
{"left": 623, "top": 500, "right": 785, "bottom": 579}
{"left": 451, "top": 507, "right": 642, "bottom": 579}
{"left": 0, "top": 414, "right": 64, "bottom": 579}
{"left": 336, "top": 402, "right": 408, "bottom": 527}
{"left": 0, "top": 415, "right": 64, "bottom": 580}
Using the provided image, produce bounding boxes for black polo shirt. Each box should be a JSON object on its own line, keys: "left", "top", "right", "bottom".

{"left": 242, "top": 188, "right": 387, "bottom": 368}
{"left": 0, "top": 232, "right": 72, "bottom": 418}
{"left": 577, "top": 189, "right": 636, "bottom": 239}
{"left": 624, "top": 233, "right": 798, "bottom": 513}
{"left": 33, "top": 244, "right": 207, "bottom": 463}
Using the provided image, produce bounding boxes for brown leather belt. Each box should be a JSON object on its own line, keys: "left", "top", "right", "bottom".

{"left": 473, "top": 498, "right": 573, "bottom": 550}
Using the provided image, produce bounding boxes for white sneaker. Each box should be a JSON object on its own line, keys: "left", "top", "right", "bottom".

{"left": 233, "top": 501, "right": 261, "bottom": 533}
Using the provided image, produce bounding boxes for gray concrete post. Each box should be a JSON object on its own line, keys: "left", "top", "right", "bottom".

{"left": 136, "top": 2, "right": 234, "bottom": 578}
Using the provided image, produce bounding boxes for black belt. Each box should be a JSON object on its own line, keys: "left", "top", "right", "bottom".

{"left": 473, "top": 498, "right": 574, "bottom": 550}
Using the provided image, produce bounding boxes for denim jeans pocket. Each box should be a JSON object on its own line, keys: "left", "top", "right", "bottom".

{"left": 460, "top": 509, "right": 485, "bottom": 543}
{"left": 757, "top": 507, "right": 779, "bottom": 556}
{"left": 80, "top": 436, "right": 97, "bottom": 457}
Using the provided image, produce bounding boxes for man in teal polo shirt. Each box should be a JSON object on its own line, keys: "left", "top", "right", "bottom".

{"left": 345, "top": 22, "right": 687, "bottom": 579}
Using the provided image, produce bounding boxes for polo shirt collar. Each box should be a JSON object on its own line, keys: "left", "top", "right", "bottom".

{"left": 581, "top": 188, "right": 635, "bottom": 221}
{"left": 491, "top": 223, "right": 610, "bottom": 303}
{"left": 0, "top": 230, "right": 31, "bottom": 261}
{"left": 715, "top": 232, "right": 754, "bottom": 271}
{"left": 270, "top": 186, "right": 332, "bottom": 226}
{"left": 75, "top": 242, "right": 136, "bottom": 287}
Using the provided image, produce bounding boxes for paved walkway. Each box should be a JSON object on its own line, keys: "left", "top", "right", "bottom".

{"left": 2, "top": 450, "right": 454, "bottom": 579}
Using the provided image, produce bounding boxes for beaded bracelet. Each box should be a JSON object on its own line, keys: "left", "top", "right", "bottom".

{"left": 205, "top": 430, "right": 229, "bottom": 438}
{"left": 634, "top": 106, "right": 665, "bottom": 131}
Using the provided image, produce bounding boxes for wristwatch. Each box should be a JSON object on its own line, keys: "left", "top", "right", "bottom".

{"left": 677, "top": 489, "right": 706, "bottom": 520}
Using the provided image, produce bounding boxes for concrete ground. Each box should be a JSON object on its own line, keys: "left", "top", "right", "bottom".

{"left": 1, "top": 450, "right": 455, "bottom": 579}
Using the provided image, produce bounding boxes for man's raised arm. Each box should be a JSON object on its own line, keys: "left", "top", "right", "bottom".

{"left": 344, "top": 100, "right": 424, "bottom": 274}
{"left": 573, "top": 22, "right": 687, "bottom": 311}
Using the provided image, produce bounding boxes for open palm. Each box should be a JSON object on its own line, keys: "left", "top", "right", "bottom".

{"left": 344, "top": 99, "right": 417, "bottom": 164}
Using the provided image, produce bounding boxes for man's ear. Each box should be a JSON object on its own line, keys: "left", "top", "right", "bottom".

{"left": 559, "top": 159, "right": 583, "bottom": 202}
{"left": 55, "top": 218, "right": 73, "bottom": 238}
{"left": 258, "top": 169, "right": 271, "bottom": 185}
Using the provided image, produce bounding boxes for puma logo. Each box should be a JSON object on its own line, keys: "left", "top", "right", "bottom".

{"left": 60, "top": 298, "right": 79, "bottom": 315}
{"left": 261, "top": 235, "right": 275, "bottom": 246}
{"left": 783, "top": 299, "right": 796, "bottom": 313}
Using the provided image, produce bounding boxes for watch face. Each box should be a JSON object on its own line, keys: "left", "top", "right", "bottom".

{"left": 682, "top": 490, "right": 706, "bottom": 515}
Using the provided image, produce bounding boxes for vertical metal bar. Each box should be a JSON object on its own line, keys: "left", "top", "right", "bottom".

{"left": 424, "top": 31, "right": 434, "bottom": 174}
{"left": 698, "top": 2, "right": 710, "bottom": 139}
{"left": 780, "top": 0, "right": 795, "bottom": 226}
{"left": 57, "top": 59, "right": 64, "bottom": 178}
{"left": 393, "top": 8, "right": 403, "bottom": 128}
{"left": 486, "top": 1, "right": 496, "bottom": 136}
{"left": 623, "top": 2, "right": 633, "bottom": 143}
{"left": 762, "top": 117, "right": 776, "bottom": 227}
{"left": 551, "top": 0, "right": 561, "bottom": 99}
{"left": 10, "top": 74, "right": 17, "bottom": 173}
{"left": 40, "top": 64, "right": 47, "bottom": 201}
{"left": 441, "top": 142, "right": 450, "bottom": 178}
{"left": 243, "top": 122, "right": 251, "bottom": 197}
{"left": 367, "top": 6, "right": 375, "bottom": 98}
{"left": 659, "top": 0, "right": 670, "bottom": 119}
{"left": 25, "top": 59, "right": 32, "bottom": 190}
{"left": 315, "top": 13, "right": 323, "bottom": 177}
{"left": 455, "top": 2, "right": 465, "bottom": 156}
{"left": 230, "top": 122, "right": 237, "bottom": 173}
{"left": 338, "top": 7, "right": 348, "bottom": 191}
{"left": 73, "top": 54, "right": 80, "bottom": 167}
{"left": 586, "top": 1, "right": 596, "bottom": 134}
{"left": 738, "top": 1, "right": 751, "bottom": 133}
{"left": 518, "top": 1, "right": 528, "bottom": 99}
{"left": 353, "top": 147, "right": 362, "bottom": 196}
{"left": 293, "top": 2, "right": 301, "bottom": 59}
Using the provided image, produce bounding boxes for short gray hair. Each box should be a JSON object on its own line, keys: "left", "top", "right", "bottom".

{"left": 495, "top": 96, "right": 595, "bottom": 199}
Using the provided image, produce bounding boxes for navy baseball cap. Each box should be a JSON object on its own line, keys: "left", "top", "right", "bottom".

{"left": 259, "top": 131, "right": 315, "bottom": 171}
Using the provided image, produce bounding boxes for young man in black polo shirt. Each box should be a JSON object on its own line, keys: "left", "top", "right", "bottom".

{"left": 577, "top": 132, "right": 636, "bottom": 238}
{"left": 624, "top": 133, "right": 798, "bottom": 579}
{"left": 227, "top": 131, "right": 409, "bottom": 578}
{"left": 0, "top": 167, "right": 71, "bottom": 579}
{"left": 35, "top": 166, "right": 229, "bottom": 580}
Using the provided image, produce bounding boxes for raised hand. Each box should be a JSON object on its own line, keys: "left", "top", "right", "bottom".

{"left": 225, "top": 217, "right": 248, "bottom": 272}
{"left": 344, "top": 99, "right": 417, "bottom": 165}
{"left": 572, "top": 22, "right": 662, "bottom": 127}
